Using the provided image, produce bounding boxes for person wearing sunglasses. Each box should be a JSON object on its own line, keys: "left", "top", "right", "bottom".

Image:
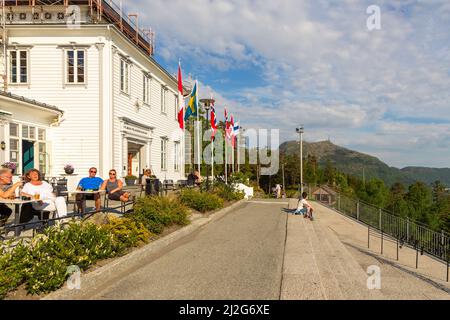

{"left": 76, "top": 167, "right": 104, "bottom": 211}
{"left": 100, "top": 169, "right": 131, "bottom": 202}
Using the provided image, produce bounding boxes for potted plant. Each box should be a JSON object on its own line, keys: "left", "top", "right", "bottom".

{"left": 64, "top": 164, "right": 75, "bottom": 175}
{"left": 2, "top": 162, "right": 16, "bottom": 175}
{"left": 124, "top": 175, "right": 138, "bottom": 186}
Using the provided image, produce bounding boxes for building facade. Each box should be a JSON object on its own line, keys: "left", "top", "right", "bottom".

{"left": 0, "top": 1, "right": 185, "bottom": 184}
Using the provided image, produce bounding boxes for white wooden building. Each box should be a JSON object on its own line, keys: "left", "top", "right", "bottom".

{"left": 0, "top": 1, "right": 185, "bottom": 185}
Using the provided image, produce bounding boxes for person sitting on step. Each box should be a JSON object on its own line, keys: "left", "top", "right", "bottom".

{"left": 294, "top": 192, "right": 314, "bottom": 220}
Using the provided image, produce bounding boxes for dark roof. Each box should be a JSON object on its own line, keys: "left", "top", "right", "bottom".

{"left": 313, "top": 185, "right": 337, "bottom": 195}
{"left": 0, "top": 90, "right": 64, "bottom": 115}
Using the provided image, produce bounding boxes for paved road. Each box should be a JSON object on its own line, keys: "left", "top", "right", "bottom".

{"left": 78, "top": 200, "right": 288, "bottom": 300}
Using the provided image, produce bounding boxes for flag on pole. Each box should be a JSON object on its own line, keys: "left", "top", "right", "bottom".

{"left": 232, "top": 120, "right": 240, "bottom": 148}
{"left": 184, "top": 80, "right": 198, "bottom": 121}
{"left": 210, "top": 103, "right": 218, "bottom": 141}
{"left": 177, "top": 62, "right": 185, "bottom": 130}
{"left": 225, "top": 110, "right": 233, "bottom": 141}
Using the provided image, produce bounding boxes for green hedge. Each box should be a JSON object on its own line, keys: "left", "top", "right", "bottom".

{"left": 0, "top": 221, "right": 136, "bottom": 298}
{"left": 213, "top": 182, "right": 245, "bottom": 202}
{"left": 179, "top": 189, "right": 224, "bottom": 213}
{"left": 131, "top": 196, "right": 190, "bottom": 234}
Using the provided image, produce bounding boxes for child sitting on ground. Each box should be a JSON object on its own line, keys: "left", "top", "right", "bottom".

{"left": 294, "top": 192, "right": 314, "bottom": 220}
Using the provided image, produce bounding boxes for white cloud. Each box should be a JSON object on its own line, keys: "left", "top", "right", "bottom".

{"left": 126, "top": 0, "right": 450, "bottom": 167}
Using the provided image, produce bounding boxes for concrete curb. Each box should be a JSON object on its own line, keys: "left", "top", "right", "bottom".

{"left": 43, "top": 199, "right": 247, "bottom": 300}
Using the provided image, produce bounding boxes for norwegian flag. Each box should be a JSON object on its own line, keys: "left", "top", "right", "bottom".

{"left": 210, "top": 102, "right": 218, "bottom": 141}
{"left": 177, "top": 62, "right": 185, "bottom": 130}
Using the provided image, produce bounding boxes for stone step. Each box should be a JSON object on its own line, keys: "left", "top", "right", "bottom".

{"left": 311, "top": 217, "right": 385, "bottom": 300}
{"left": 301, "top": 217, "right": 345, "bottom": 300}
{"left": 281, "top": 212, "right": 326, "bottom": 300}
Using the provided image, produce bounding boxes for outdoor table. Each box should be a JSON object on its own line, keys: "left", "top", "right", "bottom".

{"left": 69, "top": 190, "right": 106, "bottom": 217}
{"left": 0, "top": 198, "right": 39, "bottom": 237}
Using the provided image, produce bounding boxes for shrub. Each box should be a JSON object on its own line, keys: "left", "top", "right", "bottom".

{"left": 131, "top": 196, "right": 190, "bottom": 234}
{"left": 179, "top": 189, "right": 224, "bottom": 213}
{"left": 101, "top": 216, "right": 151, "bottom": 250}
{"left": 213, "top": 182, "right": 245, "bottom": 202}
{"left": 0, "top": 221, "right": 123, "bottom": 298}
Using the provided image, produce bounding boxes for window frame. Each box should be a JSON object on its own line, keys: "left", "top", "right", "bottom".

{"left": 65, "top": 48, "right": 87, "bottom": 85}
{"left": 174, "top": 141, "right": 180, "bottom": 172}
{"left": 120, "top": 58, "right": 131, "bottom": 95}
{"left": 9, "top": 49, "right": 29, "bottom": 85}
{"left": 161, "top": 85, "right": 167, "bottom": 114}
{"left": 161, "top": 138, "right": 168, "bottom": 171}
{"left": 143, "top": 72, "right": 151, "bottom": 106}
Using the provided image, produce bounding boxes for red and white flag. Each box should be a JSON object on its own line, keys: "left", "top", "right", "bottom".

{"left": 177, "top": 62, "right": 185, "bottom": 130}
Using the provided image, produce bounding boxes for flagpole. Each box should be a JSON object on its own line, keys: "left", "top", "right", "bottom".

{"left": 196, "top": 80, "right": 201, "bottom": 175}
{"left": 237, "top": 133, "right": 240, "bottom": 173}
{"left": 225, "top": 131, "right": 228, "bottom": 184}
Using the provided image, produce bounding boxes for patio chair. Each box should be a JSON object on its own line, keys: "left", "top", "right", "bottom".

{"left": 103, "top": 190, "right": 135, "bottom": 214}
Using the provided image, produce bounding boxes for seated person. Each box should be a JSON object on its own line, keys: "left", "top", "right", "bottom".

{"left": 294, "top": 192, "right": 314, "bottom": 220}
{"left": 187, "top": 172, "right": 196, "bottom": 186}
{"left": 101, "top": 169, "right": 131, "bottom": 202}
{"left": 76, "top": 167, "right": 103, "bottom": 211}
{"left": 141, "top": 169, "right": 156, "bottom": 186}
{"left": 0, "top": 168, "right": 23, "bottom": 225}
{"left": 21, "top": 169, "right": 68, "bottom": 219}
{"left": 193, "top": 170, "right": 203, "bottom": 186}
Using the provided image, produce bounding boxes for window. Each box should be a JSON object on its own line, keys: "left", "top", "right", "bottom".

{"left": 38, "top": 128, "right": 46, "bottom": 141}
{"left": 174, "top": 141, "right": 180, "bottom": 172}
{"left": 38, "top": 142, "right": 47, "bottom": 174}
{"left": 66, "top": 49, "right": 85, "bottom": 84}
{"left": 143, "top": 73, "right": 150, "bottom": 105}
{"left": 22, "top": 125, "right": 35, "bottom": 140}
{"left": 10, "top": 50, "right": 28, "bottom": 84}
{"left": 174, "top": 94, "right": 179, "bottom": 121}
{"left": 161, "top": 138, "right": 167, "bottom": 171}
{"left": 161, "top": 85, "right": 167, "bottom": 114}
{"left": 120, "top": 59, "right": 130, "bottom": 94}
{"left": 9, "top": 123, "right": 19, "bottom": 171}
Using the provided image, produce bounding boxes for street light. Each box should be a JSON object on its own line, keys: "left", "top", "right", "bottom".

{"left": 200, "top": 98, "right": 215, "bottom": 191}
{"left": 296, "top": 125, "right": 304, "bottom": 195}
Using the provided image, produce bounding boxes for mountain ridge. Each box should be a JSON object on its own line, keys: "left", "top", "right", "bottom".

{"left": 279, "top": 140, "right": 450, "bottom": 186}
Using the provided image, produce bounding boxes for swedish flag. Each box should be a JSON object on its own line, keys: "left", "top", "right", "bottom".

{"left": 184, "top": 81, "right": 198, "bottom": 121}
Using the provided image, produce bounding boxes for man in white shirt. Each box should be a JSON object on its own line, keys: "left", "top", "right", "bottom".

{"left": 294, "top": 192, "right": 314, "bottom": 220}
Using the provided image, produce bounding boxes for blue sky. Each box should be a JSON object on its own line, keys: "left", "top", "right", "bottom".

{"left": 125, "top": 0, "right": 450, "bottom": 168}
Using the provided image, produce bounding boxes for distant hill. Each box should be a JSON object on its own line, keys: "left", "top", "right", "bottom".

{"left": 279, "top": 140, "right": 450, "bottom": 187}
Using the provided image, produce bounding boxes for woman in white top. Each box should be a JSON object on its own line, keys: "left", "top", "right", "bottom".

{"left": 21, "top": 169, "right": 67, "bottom": 218}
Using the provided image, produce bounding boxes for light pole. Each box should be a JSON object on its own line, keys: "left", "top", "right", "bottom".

{"left": 296, "top": 125, "right": 304, "bottom": 195}
{"left": 200, "top": 98, "right": 215, "bottom": 191}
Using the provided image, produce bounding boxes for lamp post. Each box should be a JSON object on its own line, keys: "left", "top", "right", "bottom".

{"left": 296, "top": 126, "right": 304, "bottom": 195}
{"left": 200, "top": 98, "right": 215, "bottom": 191}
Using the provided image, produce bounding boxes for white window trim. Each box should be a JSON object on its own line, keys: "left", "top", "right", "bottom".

{"left": 7, "top": 121, "right": 49, "bottom": 176}
{"left": 143, "top": 72, "right": 151, "bottom": 106}
{"left": 161, "top": 85, "right": 168, "bottom": 115}
{"left": 8, "top": 48, "right": 30, "bottom": 85}
{"left": 64, "top": 48, "right": 87, "bottom": 85}
{"left": 174, "top": 141, "right": 181, "bottom": 172}
{"left": 120, "top": 58, "right": 131, "bottom": 95}
{"left": 161, "top": 137, "right": 168, "bottom": 171}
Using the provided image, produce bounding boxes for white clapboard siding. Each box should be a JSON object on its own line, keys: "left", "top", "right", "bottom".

{"left": 7, "top": 38, "right": 101, "bottom": 177}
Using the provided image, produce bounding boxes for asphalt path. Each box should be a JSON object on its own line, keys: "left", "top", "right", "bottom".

{"left": 81, "top": 200, "right": 288, "bottom": 300}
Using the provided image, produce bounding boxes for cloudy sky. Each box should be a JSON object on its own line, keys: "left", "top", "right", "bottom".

{"left": 125, "top": 0, "right": 450, "bottom": 168}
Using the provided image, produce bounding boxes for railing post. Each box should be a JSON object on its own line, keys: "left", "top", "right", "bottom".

{"left": 338, "top": 194, "right": 341, "bottom": 211}
{"left": 356, "top": 200, "right": 360, "bottom": 221}
{"left": 379, "top": 208, "right": 382, "bottom": 231}
{"left": 368, "top": 225, "right": 370, "bottom": 249}
{"left": 407, "top": 217, "right": 410, "bottom": 241}
{"left": 381, "top": 230, "right": 384, "bottom": 255}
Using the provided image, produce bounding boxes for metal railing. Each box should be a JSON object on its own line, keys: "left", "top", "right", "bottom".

{"left": 331, "top": 193, "right": 450, "bottom": 281}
